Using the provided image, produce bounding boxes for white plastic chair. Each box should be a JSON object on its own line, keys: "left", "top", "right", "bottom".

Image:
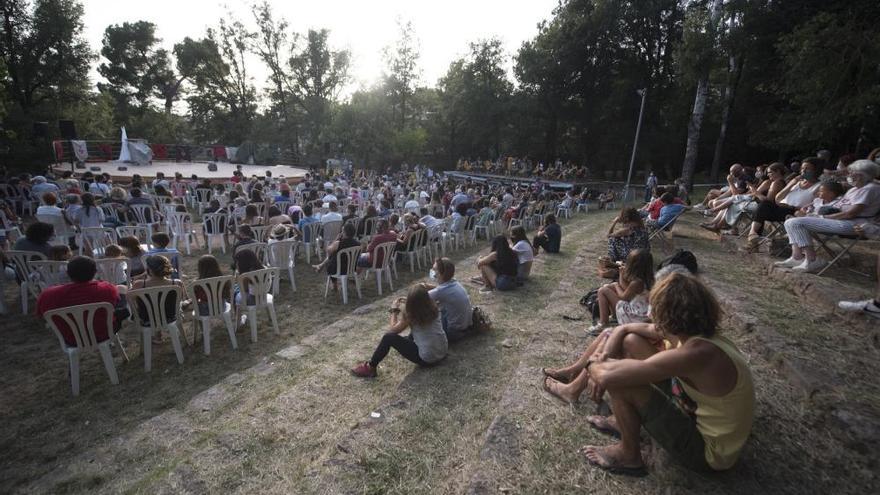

{"left": 363, "top": 241, "right": 395, "bottom": 295}
{"left": 195, "top": 188, "right": 213, "bottom": 215}
{"left": 301, "top": 222, "right": 323, "bottom": 264}
{"left": 234, "top": 241, "right": 269, "bottom": 266}
{"left": 116, "top": 225, "right": 153, "bottom": 250}
{"left": 79, "top": 226, "right": 116, "bottom": 256}
{"left": 95, "top": 258, "right": 129, "bottom": 287}
{"left": 235, "top": 268, "right": 280, "bottom": 342}
{"left": 43, "top": 302, "right": 128, "bottom": 396}
{"left": 36, "top": 213, "right": 77, "bottom": 246}
{"left": 397, "top": 229, "right": 427, "bottom": 272}
{"left": 576, "top": 202, "right": 589, "bottom": 214}
{"left": 167, "top": 211, "right": 200, "bottom": 255}
{"left": 268, "top": 239, "right": 299, "bottom": 293}
{"left": 202, "top": 212, "right": 228, "bottom": 254}
{"left": 188, "top": 276, "right": 237, "bottom": 355}
{"left": 128, "top": 204, "right": 157, "bottom": 238}
{"left": 29, "top": 260, "right": 69, "bottom": 292}
{"left": 6, "top": 250, "right": 46, "bottom": 313}
{"left": 324, "top": 245, "right": 362, "bottom": 304}
{"left": 127, "top": 285, "right": 186, "bottom": 372}
{"left": 319, "top": 220, "right": 343, "bottom": 260}
{"left": 250, "top": 224, "right": 271, "bottom": 243}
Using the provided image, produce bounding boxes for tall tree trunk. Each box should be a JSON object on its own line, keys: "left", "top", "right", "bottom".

{"left": 710, "top": 52, "right": 743, "bottom": 181}
{"left": 679, "top": 0, "right": 724, "bottom": 191}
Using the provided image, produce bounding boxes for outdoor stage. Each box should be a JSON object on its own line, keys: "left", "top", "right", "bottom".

{"left": 49, "top": 160, "right": 310, "bottom": 183}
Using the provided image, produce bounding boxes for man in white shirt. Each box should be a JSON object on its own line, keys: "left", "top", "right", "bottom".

{"left": 321, "top": 201, "right": 343, "bottom": 223}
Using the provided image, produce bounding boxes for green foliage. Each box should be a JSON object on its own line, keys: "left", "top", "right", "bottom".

{"left": 1, "top": 0, "right": 878, "bottom": 174}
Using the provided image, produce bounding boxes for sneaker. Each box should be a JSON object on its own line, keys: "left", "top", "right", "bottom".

{"left": 351, "top": 362, "right": 377, "bottom": 378}
{"left": 774, "top": 257, "right": 803, "bottom": 268}
{"left": 792, "top": 258, "right": 826, "bottom": 273}
{"left": 587, "top": 323, "right": 606, "bottom": 336}
{"left": 838, "top": 300, "right": 880, "bottom": 319}
{"left": 479, "top": 287, "right": 494, "bottom": 294}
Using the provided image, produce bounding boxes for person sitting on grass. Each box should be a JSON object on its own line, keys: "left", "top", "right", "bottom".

{"left": 580, "top": 273, "right": 755, "bottom": 476}
{"left": 588, "top": 249, "right": 654, "bottom": 335}
{"left": 423, "top": 257, "right": 473, "bottom": 342}
{"left": 532, "top": 213, "right": 561, "bottom": 255}
{"left": 606, "top": 207, "right": 650, "bottom": 265}
{"left": 474, "top": 235, "right": 519, "bottom": 293}
{"left": 541, "top": 264, "right": 689, "bottom": 405}
{"left": 351, "top": 284, "right": 449, "bottom": 378}
{"left": 509, "top": 226, "right": 534, "bottom": 282}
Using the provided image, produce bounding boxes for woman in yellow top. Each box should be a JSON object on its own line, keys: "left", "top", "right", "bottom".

{"left": 583, "top": 272, "right": 755, "bottom": 476}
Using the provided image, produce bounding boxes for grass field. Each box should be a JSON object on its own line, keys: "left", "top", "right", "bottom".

{"left": 0, "top": 209, "right": 876, "bottom": 494}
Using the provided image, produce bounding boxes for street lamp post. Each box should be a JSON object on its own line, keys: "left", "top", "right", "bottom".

{"left": 624, "top": 88, "right": 647, "bottom": 204}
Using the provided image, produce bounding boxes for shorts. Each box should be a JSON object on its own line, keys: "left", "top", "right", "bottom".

{"left": 356, "top": 253, "right": 371, "bottom": 268}
{"left": 495, "top": 274, "right": 517, "bottom": 291}
{"left": 639, "top": 380, "right": 712, "bottom": 472}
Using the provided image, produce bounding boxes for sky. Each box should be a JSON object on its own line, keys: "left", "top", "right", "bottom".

{"left": 81, "top": 0, "right": 560, "bottom": 97}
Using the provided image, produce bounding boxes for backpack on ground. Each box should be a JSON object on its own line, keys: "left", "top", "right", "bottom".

{"left": 579, "top": 287, "right": 601, "bottom": 322}
{"left": 472, "top": 306, "right": 492, "bottom": 332}
{"left": 657, "top": 249, "right": 698, "bottom": 274}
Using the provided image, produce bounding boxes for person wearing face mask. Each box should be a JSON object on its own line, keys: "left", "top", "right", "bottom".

{"left": 422, "top": 257, "right": 473, "bottom": 342}
{"left": 776, "top": 160, "right": 880, "bottom": 273}
{"left": 744, "top": 157, "right": 823, "bottom": 252}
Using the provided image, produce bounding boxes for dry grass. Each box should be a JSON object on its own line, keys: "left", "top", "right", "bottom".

{"left": 0, "top": 209, "right": 876, "bottom": 494}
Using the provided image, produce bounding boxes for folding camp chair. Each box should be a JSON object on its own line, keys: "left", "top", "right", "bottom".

{"left": 810, "top": 232, "right": 872, "bottom": 277}
{"left": 648, "top": 209, "right": 687, "bottom": 252}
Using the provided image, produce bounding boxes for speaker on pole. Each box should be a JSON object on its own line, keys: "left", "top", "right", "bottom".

{"left": 59, "top": 120, "right": 78, "bottom": 140}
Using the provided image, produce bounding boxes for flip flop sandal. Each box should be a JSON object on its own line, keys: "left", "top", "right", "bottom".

{"left": 540, "top": 367, "right": 571, "bottom": 384}
{"left": 586, "top": 415, "right": 621, "bottom": 439}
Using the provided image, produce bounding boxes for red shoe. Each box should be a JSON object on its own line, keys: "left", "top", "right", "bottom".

{"left": 351, "top": 362, "right": 377, "bottom": 378}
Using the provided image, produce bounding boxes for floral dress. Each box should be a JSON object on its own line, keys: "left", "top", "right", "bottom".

{"left": 607, "top": 227, "right": 650, "bottom": 262}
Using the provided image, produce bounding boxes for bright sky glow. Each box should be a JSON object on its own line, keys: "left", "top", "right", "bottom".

{"left": 81, "top": 0, "right": 560, "bottom": 97}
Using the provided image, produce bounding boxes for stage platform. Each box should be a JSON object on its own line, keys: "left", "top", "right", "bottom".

{"left": 50, "top": 161, "right": 309, "bottom": 184}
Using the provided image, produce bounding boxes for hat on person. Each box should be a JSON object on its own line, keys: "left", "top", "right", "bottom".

{"left": 270, "top": 224, "right": 288, "bottom": 240}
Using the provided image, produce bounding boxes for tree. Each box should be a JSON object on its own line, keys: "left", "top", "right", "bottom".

{"left": 251, "top": 1, "right": 299, "bottom": 154}
{"left": 679, "top": 0, "right": 725, "bottom": 190}
{"left": 181, "top": 23, "right": 257, "bottom": 144}
{"left": 0, "top": 0, "right": 92, "bottom": 115}
{"left": 289, "top": 28, "right": 349, "bottom": 163}
{"left": 98, "top": 21, "right": 174, "bottom": 114}
{"left": 384, "top": 19, "right": 421, "bottom": 131}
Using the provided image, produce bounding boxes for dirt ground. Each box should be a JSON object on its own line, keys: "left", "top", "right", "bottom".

{"left": 0, "top": 209, "right": 877, "bottom": 494}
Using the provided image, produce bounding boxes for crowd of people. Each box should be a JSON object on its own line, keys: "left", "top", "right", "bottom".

{"left": 2, "top": 146, "right": 879, "bottom": 480}
{"left": 455, "top": 156, "right": 589, "bottom": 181}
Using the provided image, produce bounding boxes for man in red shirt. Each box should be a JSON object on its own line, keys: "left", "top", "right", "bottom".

{"left": 357, "top": 219, "right": 398, "bottom": 272}
{"left": 37, "top": 256, "right": 122, "bottom": 346}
